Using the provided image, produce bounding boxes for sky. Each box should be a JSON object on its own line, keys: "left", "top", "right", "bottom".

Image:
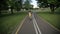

{"left": 31, "top": 0, "right": 39, "bottom": 8}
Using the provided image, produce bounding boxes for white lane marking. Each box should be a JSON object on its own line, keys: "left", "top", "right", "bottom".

{"left": 33, "top": 17, "right": 38, "bottom": 34}
{"left": 32, "top": 14, "right": 42, "bottom": 34}
{"left": 34, "top": 18, "right": 42, "bottom": 34}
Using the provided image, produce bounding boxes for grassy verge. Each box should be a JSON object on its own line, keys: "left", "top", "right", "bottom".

{"left": 37, "top": 12, "right": 60, "bottom": 30}
{"left": 0, "top": 12, "right": 27, "bottom": 34}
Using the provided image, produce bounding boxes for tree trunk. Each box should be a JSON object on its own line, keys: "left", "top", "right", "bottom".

{"left": 0, "top": 10, "right": 1, "bottom": 15}
{"left": 11, "top": 9, "right": 13, "bottom": 14}
{"left": 50, "top": 4, "right": 55, "bottom": 14}
{"left": 11, "top": 7, "right": 13, "bottom": 14}
{"left": 0, "top": 11, "right": 1, "bottom": 15}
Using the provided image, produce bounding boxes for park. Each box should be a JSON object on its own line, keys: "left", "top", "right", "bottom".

{"left": 0, "top": 0, "right": 60, "bottom": 34}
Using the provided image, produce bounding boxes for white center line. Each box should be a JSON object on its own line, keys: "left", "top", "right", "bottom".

{"left": 32, "top": 14, "right": 42, "bottom": 34}
{"left": 33, "top": 17, "right": 38, "bottom": 34}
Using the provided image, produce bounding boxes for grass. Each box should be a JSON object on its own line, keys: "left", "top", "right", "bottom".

{"left": 37, "top": 12, "right": 60, "bottom": 30}
{"left": 0, "top": 12, "right": 27, "bottom": 34}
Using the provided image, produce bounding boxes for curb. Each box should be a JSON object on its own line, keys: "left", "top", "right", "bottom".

{"left": 37, "top": 14, "right": 60, "bottom": 32}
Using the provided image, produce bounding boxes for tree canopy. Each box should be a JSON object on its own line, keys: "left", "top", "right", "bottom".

{"left": 23, "top": 0, "right": 33, "bottom": 10}
{"left": 36, "top": 0, "right": 60, "bottom": 13}
{"left": 0, "top": 0, "right": 23, "bottom": 14}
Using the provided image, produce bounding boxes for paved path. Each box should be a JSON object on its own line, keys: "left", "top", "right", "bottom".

{"left": 16, "top": 15, "right": 36, "bottom": 34}
{"left": 15, "top": 12, "right": 60, "bottom": 34}
{"left": 34, "top": 13, "right": 60, "bottom": 34}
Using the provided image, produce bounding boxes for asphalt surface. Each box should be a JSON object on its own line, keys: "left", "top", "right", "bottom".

{"left": 15, "top": 12, "right": 60, "bottom": 34}
{"left": 34, "top": 13, "right": 60, "bottom": 34}
{"left": 18, "top": 15, "right": 36, "bottom": 34}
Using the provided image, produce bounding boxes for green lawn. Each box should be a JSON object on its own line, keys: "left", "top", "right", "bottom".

{"left": 0, "top": 12, "right": 27, "bottom": 34}
{"left": 38, "top": 12, "right": 60, "bottom": 30}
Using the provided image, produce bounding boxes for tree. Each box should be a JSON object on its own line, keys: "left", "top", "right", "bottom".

{"left": 7, "top": 0, "right": 15, "bottom": 14}
{"left": 23, "top": 0, "right": 32, "bottom": 10}
{"left": 14, "top": 0, "right": 22, "bottom": 11}
{"left": 0, "top": 0, "right": 23, "bottom": 14}
{"left": 0, "top": 0, "right": 8, "bottom": 15}
{"left": 36, "top": 0, "right": 60, "bottom": 13}
{"left": 47, "top": 0, "right": 57, "bottom": 13}
{"left": 7, "top": 0, "right": 23, "bottom": 14}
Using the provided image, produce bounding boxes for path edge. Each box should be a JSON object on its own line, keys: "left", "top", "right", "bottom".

{"left": 12, "top": 15, "right": 27, "bottom": 34}
{"left": 37, "top": 14, "right": 60, "bottom": 32}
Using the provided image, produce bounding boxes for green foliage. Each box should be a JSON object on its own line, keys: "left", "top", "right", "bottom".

{"left": 37, "top": 0, "right": 60, "bottom": 7}
{"left": 0, "top": 0, "right": 8, "bottom": 10}
{"left": 37, "top": 0, "right": 60, "bottom": 13}
{"left": 14, "top": 0, "right": 22, "bottom": 11}
{"left": 24, "top": 0, "right": 32, "bottom": 10}
{"left": 47, "top": 0, "right": 57, "bottom": 4}
{"left": 7, "top": 0, "right": 23, "bottom": 13}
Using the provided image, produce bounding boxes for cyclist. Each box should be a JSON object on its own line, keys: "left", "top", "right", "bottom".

{"left": 28, "top": 10, "right": 32, "bottom": 20}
